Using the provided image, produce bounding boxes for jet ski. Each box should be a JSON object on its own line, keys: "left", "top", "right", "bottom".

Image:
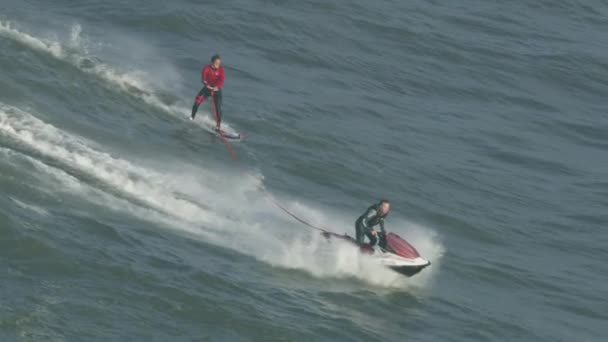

{"left": 261, "top": 192, "right": 430, "bottom": 276}
{"left": 322, "top": 231, "right": 431, "bottom": 277}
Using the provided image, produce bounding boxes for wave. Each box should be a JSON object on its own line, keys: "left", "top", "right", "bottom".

{"left": 0, "top": 145, "right": 190, "bottom": 236}
{"left": 0, "top": 32, "right": 443, "bottom": 284}
{"left": 9, "top": 197, "right": 49, "bottom": 217}
{"left": 0, "top": 103, "right": 443, "bottom": 288}
{"left": 0, "top": 103, "right": 234, "bottom": 228}
{"left": 0, "top": 20, "right": 235, "bottom": 135}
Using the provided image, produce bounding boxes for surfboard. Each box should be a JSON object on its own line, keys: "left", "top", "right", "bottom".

{"left": 214, "top": 128, "right": 243, "bottom": 140}
{"left": 189, "top": 116, "right": 243, "bottom": 141}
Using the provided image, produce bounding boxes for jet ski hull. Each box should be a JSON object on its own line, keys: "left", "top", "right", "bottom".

{"left": 389, "top": 263, "right": 431, "bottom": 277}
{"left": 321, "top": 231, "right": 431, "bottom": 277}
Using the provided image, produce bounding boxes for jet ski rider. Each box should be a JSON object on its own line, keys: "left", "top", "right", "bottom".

{"left": 355, "top": 200, "right": 390, "bottom": 247}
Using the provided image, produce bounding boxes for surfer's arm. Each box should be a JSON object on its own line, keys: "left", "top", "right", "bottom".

{"left": 379, "top": 219, "right": 385, "bottom": 232}
{"left": 202, "top": 66, "right": 212, "bottom": 86}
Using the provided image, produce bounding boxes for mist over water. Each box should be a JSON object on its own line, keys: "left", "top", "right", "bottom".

{"left": 1, "top": 1, "right": 607, "bottom": 341}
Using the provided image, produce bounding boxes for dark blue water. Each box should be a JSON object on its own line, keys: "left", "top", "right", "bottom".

{"left": 1, "top": 1, "right": 607, "bottom": 341}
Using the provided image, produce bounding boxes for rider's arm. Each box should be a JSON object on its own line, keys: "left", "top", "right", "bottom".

{"left": 202, "top": 66, "right": 210, "bottom": 86}
{"left": 361, "top": 207, "right": 376, "bottom": 231}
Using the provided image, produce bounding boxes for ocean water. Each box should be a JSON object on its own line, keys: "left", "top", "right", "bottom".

{"left": 1, "top": 1, "right": 607, "bottom": 341}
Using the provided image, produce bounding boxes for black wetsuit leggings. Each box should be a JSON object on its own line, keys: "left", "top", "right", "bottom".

{"left": 191, "top": 87, "right": 222, "bottom": 124}
{"left": 355, "top": 219, "right": 378, "bottom": 246}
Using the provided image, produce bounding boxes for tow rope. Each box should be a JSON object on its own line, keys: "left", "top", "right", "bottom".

{"left": 261, "top": 188, "right": 329, "bottom": 233}
{"left": 211, "top": 93, "right": 238, "bottom": 160}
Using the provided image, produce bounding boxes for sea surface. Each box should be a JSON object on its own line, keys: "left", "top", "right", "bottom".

{"left": 1, "top": 1, "right": 607, "bottom": 341}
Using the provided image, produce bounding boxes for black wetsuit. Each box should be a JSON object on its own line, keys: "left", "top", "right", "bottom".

{"left": 191, "top": 86, "right": 222, "bottom": 123}
{"left": 355, "top": 203, "right": 387, "bottom": 246}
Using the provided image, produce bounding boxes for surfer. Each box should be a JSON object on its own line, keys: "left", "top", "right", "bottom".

{"left": 190, "top": 54, "right": 225, "bottom": 131}
{"left": 355, "top": 200, "right": 390, "bottom": 247}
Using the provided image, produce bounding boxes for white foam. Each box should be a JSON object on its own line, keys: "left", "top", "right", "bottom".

{"left": 0, "top": 104, "right": 219, "bottom": 226}
{"left": 0, "top": 20, "right": 63, "bottom": 58}
{"left": 1, "top": 146, "right": 197, "bottom": 237}
{"left": 0, "top": 20, "right": 236, "bottom": 134}
{"left": 258, "top": 200, "right": 445, "bottom": 289}
{"left": 0, "top": 103, "right": 444, "bottom": 289}
{"left": 68, "top": 23, "right": 84, "bottom": 50}
{"left": 9, "top": 197, "right": 49, "bottom": 217}
{"left": 264, "top": 232, "right": 404, "bottom": 285}
{"left": 0, "top": 21, "right": 143, "bottom": 94}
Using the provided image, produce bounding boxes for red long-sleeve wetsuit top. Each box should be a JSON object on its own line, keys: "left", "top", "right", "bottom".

{"left": 202, "top": 65, "right": 225, "bottom": 89}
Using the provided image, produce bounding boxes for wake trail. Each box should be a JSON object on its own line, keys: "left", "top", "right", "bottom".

{"left": 0, "top": 20, "right": 237, "bottom": 136}
{"left": 0, "top": 104, "right": 224, "bottom": 227}
{"left": 0, "top": 21, "right": 444, "bottom": 288}
{"left": 0, "top": 145, "right": 194, "bottom": 236}
{"left": 0, "top": 103, "right": 445, "bottom": 288}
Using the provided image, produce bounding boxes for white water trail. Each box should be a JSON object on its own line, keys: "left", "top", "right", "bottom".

{"left": 0, "top": 104, "right": 241, "bottom": 230}
{"left": 0, "top": 146, "right": 197, "bottom": 237}
{"left": 0, "top": 20, "right": 235, "bottom": 135}
{"left": 0, "top": 104, "right": 443, "bottom": 288}
{"left": 258, "top": 206, "right": 445, "bottom": 288}
{"left": 0, "top": 21, "right": 443, "bottom": 286}
{"left": 9, "top": 197, "right": 50, "bottom": 217}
